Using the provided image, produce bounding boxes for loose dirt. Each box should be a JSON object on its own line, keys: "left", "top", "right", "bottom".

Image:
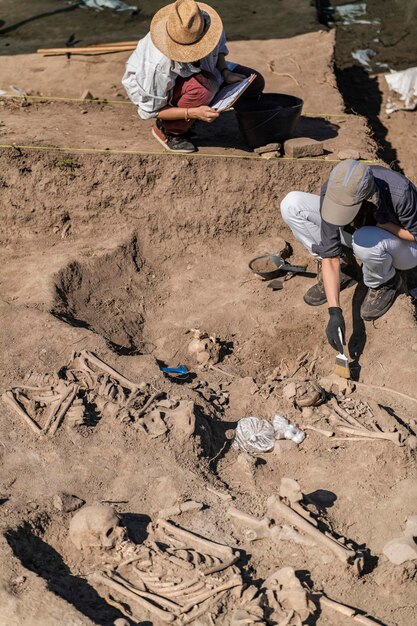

{"left": 0, "top": 30, "right": 417, "bottom": 626}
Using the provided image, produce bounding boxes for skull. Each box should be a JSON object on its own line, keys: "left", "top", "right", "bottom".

{"left": 69, "top": 504, "right": 126, "bottom": 552}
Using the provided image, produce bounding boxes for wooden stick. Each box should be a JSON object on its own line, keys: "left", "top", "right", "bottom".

{"left": 2, "top": 391, "right": 42, "bottom": 435}
{"left": 38, "top": 46, "right": 135, "bottom": 55}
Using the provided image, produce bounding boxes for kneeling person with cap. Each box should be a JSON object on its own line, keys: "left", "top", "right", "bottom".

{"left": 280, "top": 160, "right": 417, "bottom": 351}
{"left": 122, "top": 0, "right": 264, "bottom": 154}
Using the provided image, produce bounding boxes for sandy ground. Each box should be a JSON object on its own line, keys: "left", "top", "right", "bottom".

{"left": 0, "top": 31, "right": 417, "bottom": 626}
{"left": 0, "top": 32, "right": 375, "bottom": 160}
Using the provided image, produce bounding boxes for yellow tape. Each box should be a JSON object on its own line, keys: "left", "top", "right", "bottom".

{"left": 0, "top": 93, "right": 352, "bottom": 118}
{"left": 0, "top": 143, "right": 378, "bottom": 164}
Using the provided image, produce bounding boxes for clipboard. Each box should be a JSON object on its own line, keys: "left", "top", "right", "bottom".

{"left": 211, "top": 73, "right": 256, "bottom": 112}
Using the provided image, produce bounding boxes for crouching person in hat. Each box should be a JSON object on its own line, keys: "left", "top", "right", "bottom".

{"left": 122, "top": 0, "right": 264, "bottom": 153}
{"left": 280, "top": 160, "right": 417, "bottom": 352}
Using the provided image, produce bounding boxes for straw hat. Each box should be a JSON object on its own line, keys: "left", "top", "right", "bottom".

{"left": 150, "top": 0, "right": 223, "bottom": 63}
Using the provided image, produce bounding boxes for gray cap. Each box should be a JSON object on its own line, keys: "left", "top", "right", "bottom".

{"left": 322, "top": 159, "right": 375, "bottom": 226}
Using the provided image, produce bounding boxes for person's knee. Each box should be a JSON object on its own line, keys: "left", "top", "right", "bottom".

{"left": 352, "top": 226, "right": 382, "bottom": 261}
{"left": 280, "top": 191, "right": 303, "bottom": 225}
{"left": 254, "top": 72, "right": 265, "bottom": 93}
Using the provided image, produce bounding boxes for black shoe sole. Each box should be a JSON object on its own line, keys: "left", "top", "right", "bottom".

{"left": 152, "top": 128, "right": 196, "bottom": 154}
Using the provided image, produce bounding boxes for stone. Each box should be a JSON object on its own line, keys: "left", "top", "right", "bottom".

{"left": 260, "top": 151, "right": 279, "bottom": 159}
{"left": 53, "top": 492, "right": 85, "bottom": 513}
{"left": 82, "top": 89, "right": 94, "bottom": 101}
{"left": 283, "top": 382, "right": 297, "bottom": 401}
{"left": 406, "top": 435, "right": 417, "bottom": 451}
{"left": 337, "top": 149, "right": 361, "bottom": 161}
{"left": 254, "top": 142, "right": 280, "bottom": 155}
{"left": 284, "top": 137, "right": 324, "bottom": 158}
{"left": 319, "top": 374, "right": 353, "bottom": 395}
{"left": 383, "top": 536, "right": 417, "bottom": 565}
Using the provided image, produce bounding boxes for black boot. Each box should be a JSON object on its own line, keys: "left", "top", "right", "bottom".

{"left": 303, "top": 260, "right": 357, "bottom": 306}
{"left": 360, "top": 272, "right": 402, "bottom": 321}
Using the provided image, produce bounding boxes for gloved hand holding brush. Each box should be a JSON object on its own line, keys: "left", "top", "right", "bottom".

{"left": 326, "top": 307, "right": 346, "bottom": 352}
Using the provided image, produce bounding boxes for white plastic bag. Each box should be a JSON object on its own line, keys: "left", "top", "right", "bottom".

{"left": 273, "top": 414, "right": 305, "bottom": 444}
{"left": 385, "top": 67, "right": 417, "bottom": 113}
{"left": 233, "top": 417, "right": 276, "bottom": 453}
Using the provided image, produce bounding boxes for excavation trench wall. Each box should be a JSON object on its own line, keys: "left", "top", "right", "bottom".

{"left": 0, "top": 151, "right": 333, "bottom": 247}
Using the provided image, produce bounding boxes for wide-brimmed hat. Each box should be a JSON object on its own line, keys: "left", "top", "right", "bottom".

{"left": 322, "top": 159, "right": 376, "bottom": 226}
{"left": 150, "top": 0, "right": 223, "bottom": 63}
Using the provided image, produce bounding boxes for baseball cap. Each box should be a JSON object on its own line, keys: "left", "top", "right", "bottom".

{"left": 322, "top": 159, "right": 375, "bottom": 226}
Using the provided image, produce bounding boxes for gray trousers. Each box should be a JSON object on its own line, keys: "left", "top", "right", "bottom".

{"left": 280, "top": 191, "right": 417, "bottom": 288}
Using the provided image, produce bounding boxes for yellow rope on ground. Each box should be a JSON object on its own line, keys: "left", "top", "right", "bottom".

{"left": 0, "top": 93, "right": 352, "bottom": 118}
{"left": 0, "top": 143, "right": 378, "bottom": 164}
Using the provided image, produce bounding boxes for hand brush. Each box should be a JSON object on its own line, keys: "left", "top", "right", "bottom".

{"left": 335, "top": 328, "right": 350, "bottom": 379}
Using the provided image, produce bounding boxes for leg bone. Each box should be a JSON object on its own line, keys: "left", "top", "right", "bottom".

{"left": 267, "top": 496, "right": 356, "bottom": 564}
{"left": 2, "top": 391, "right": 42, "bottom": 435}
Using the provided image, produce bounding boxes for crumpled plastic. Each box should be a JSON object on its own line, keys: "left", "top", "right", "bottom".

{"left": 233, "top": 417, "right": 276, "bottom": 454}
{"left": 385, "top": 67, "right": 417, "bottom": 114}
{"left": 81, "top": 0, "right": 138, "bottom": 12}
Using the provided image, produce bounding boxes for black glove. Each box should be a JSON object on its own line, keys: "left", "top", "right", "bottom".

{"left": 326, "top": 307, "right": 345, "bottom": 352}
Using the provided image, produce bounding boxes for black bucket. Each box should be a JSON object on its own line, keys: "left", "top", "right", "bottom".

{"left": 235, "top": 93, "right": 304, "bottom": 150}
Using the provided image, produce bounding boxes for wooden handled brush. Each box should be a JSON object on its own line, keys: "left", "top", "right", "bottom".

{"left": 335, "top": 328, "right": 350, "bottom": 379}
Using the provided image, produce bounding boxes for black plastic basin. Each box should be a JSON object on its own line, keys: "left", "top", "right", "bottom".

{"left": 235, "top": 93, "right": 304, "bottom": 149}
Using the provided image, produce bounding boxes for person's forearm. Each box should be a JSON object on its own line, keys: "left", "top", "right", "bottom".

{"left": 322, "top": 257, "right": 341, "bottom": 308}
{"left": 377, "top": 222, "right": 416, "bottom": 242}
{"left": 156, "top": 106, "right": 195, "bottom": 121}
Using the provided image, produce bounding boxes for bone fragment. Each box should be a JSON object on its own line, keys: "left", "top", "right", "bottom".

{"left": 328, "top": 399, "right": 367, "bottom": 431}
{"left": 304, "top": 426, "right": 334, "bottom": 437}
{"left": 81, "top": 351, "right": 140, "bottom": 391}
{"left": 159, "top": 500, "right": 204, "bottom": 518}
{"left": 267, "top": 496, "right": 356, "bottom": 564}
{"left": 2, "top": 391, "right": 42, "bottom": 435}
{"left": 156, "top": 519, "right": 236, "bottom": 561}
{"left": 228, "top": 506, "right": 274, "bottom": 541}
{"left": 43, "top": 385, "right": 74, "bottom": 433}
{"left": 182, "top": 590, "right": 228, "bottom": 625}
{"left": 49, "top": 385, "right": 79, "bottom": 435}
{"left": 337, "top": 426, "right": 402, "bottom": 446}
{"left": 318, "top": 594, "right": 381, "bottom": 625}
{"left": 106, "top": 570, "right": 182, "bottom": 611}
{"left": 206, "top": 486, "right": 232, "bottom": 501}
{"left": 90, "top": 571, "right": 176, "bottom": 622}
{"left": 182, "top": 575, "right": 242, "bottom": 613}
{"left": 136, "top": 392, "right": 164, "bottom": 418}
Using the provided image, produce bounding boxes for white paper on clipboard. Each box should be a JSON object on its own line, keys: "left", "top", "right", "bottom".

{"left": 211, "top": 74, "right": 256, "bottom": 112}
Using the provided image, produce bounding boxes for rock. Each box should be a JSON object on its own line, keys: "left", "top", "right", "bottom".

{"left": 284, "top": 137, "right": 324, "bottom": 158}
{"left": 283, "top": 382, "right": 297, "bottom": 401}
{"left": 406, "top": 435, "right": 417, "bottom": 451}
{"left": 337, "top": 149, "right": 361, "bottom": 161}
{"left": 405, "top": 515, "right": 417, "bottom": 536}
{"left": 383, "top": 536, "right": 417, "bottom": 565}
{"left": 53, "top": 492, "right": 85, "bottom": 513}
{"left": 301, "top": 406, "right": 313, "bottom": 420}
{"left": 319, "top": 374, "right": 354, "bottom": 395}
{"left": 260, "top": 151, "right": 279, "bottom": 159}
{"left": 82, "top": 89, "right": 94, "bottom": 100}
{"left": 254, "top": 142, "right": 280, "bottom": 155}
{"left": 114, "top": 619, "right": 130, "bottom": 626}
